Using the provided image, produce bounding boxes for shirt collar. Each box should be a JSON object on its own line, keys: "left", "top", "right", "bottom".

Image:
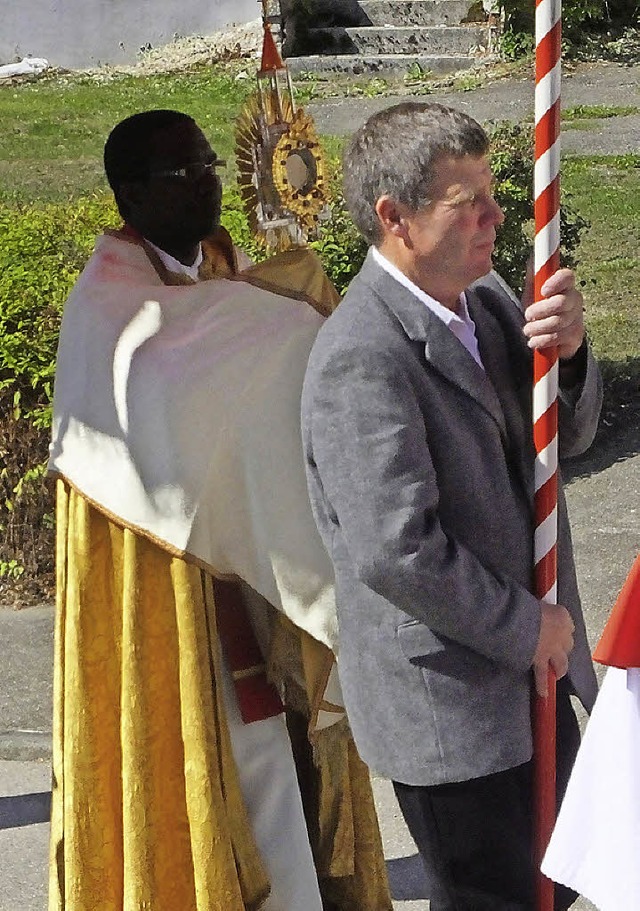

{"left": 371, "top": 245, "right": 469, "bottom": 326}
{"left": 145, "top": 239, "right": 203, "bottom": 281}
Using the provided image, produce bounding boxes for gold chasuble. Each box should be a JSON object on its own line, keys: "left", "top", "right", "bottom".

{"left": 49, "top": 228, "right": 392, "bottom": 911}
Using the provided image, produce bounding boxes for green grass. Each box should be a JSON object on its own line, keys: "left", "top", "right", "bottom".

{"left": 562, "top": 104, "right": 639, "bottom": 121}
{"left": 562, "top": 104, "right": 640, "bottom": 133}
{"left": 562, "top": 155, "right": 640, "bottom": 364}
{"left": 0, "top": 65, "right": 253, "bottom": 202}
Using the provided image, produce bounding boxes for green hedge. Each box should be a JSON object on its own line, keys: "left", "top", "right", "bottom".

{"left": 0, "top": 123, "right": 589, "bottom": 599}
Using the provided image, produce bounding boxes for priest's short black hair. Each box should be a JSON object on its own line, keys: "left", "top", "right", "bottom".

{"left": 103, "top": 109, "right": 195, "bottom": 190}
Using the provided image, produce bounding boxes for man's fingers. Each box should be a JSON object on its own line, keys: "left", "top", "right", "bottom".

{"left": 523, "top": 313, "right": 564, "bottom": 335}
{"left": 526, "top": 333, "right": 560, "bottom": 351}
{"left": 540, "top": 267, "right": 576, "bottom": 297}
{"left": 522, "top": 296, "right": 584, "bottom": 357}
{"left": 534, "top": 662, "right": 549, "bottom": 698}
{"left": 534, "top": 653, "right": 569, "bottom": 699}
{"left": 533, "top": 602, "right": 574, "bottom": 697}
{"left": 524, "top": 292, "right": 583, "bottom": 325}
{"left": 550, "top": 651, "right": 570, "bottom": 681}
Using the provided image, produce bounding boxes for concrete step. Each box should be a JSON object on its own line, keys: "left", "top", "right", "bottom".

{"left": 359, "top": 0, "right": 476, "bottom": 27}
{"left": 287, "top": 52, "right": 484, "bottom": 76}
{"left": 305, "top": 24, "right": 493, "bottom": 56}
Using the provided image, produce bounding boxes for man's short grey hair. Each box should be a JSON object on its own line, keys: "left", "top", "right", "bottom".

{"left": 342, "top": 102, "right": 489, "bottom": 245}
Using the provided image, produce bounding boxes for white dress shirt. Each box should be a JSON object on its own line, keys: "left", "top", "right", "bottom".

{"left": 145, "top": 239, "right": 203, "bottom": 281}
{"left": 372, "top": 245, "right": 485, "bottom": 370}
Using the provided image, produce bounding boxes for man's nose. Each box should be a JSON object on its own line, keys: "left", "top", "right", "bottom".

{"left": 483, "top": 196, "right": 505, "bottom": 226}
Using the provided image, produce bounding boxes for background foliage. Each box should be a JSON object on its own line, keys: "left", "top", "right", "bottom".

{"left": 500, "top": 0, "right": 639, "bottom": 59}
{"left": 0, "top": 196, "right": 121, "bottom": 594}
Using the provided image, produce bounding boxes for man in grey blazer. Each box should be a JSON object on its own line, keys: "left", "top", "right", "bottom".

{"left": 301, "top": 102, "right": 601, "bottom": 910}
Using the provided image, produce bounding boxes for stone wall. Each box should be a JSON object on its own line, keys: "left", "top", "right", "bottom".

{"left": 0, "top": 0, "right": 259, "bottom": 69}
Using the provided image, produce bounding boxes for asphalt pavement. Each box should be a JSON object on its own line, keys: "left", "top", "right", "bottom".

{"left": 308, "top": 60, "right": 640, "bottom": 153}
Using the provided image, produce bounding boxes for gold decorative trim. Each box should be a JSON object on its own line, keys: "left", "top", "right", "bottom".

{"left": 271, "top": 109, "right": 328, "bottom": 232}
{"left": 231, "top": 664, "right": 268, "bottom": 681}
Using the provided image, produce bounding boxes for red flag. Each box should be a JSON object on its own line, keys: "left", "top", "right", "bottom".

{"left": 593, "top": 554, "right": 640, "bottom": 669}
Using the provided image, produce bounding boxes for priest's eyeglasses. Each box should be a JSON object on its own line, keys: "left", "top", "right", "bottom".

{"left": 150, "top": 160, "right": 227, "bottom": 181}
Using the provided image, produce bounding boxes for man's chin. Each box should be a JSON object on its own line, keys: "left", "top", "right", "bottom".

{"left": 467, "top": 257, "right": 493, "bottom": 285}
{"left": 474, "top": 252, "right": 494, "bottom": 280}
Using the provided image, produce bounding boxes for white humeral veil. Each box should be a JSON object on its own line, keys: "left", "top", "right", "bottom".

{"left": 49, "top": 232, "right": 338, "bottom": 911}
{"left": 49, "top": 232, "right": 338, "bottom": 651}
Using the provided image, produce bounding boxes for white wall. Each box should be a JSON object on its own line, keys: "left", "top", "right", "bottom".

{"left": 0, "top": 0, "right": 259, "bottom": 69}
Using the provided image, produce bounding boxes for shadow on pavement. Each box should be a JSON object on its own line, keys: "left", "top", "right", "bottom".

{"left": 563, "top": 357, "right": 640, "bottom": 483}
{"left": 0, "top": 791, "right": 51, "bottom": 830}
{"left": 386, "top": 853, "right": 430, "bottom": 901}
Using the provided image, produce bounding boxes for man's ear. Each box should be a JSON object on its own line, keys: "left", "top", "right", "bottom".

{"left": 375, "top": 195, "right": 410, "bottom": 241}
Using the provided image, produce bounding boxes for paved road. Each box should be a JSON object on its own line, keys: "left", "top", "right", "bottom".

{"left": 308, "top": 61, "right": 640, "bottom": 154}
{"left": 0, "top": 760, "right": 50, "bottom": 911}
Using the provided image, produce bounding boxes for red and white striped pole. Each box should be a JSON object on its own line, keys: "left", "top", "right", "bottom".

{"left": 532, "top": 0, "right": 562, "bottom": 906}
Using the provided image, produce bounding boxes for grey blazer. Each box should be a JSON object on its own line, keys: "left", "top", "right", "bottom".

{"left": 301, "top": 250, "right": 601, "bottom": 787}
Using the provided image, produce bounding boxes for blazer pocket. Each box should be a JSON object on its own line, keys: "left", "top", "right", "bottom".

{"left": 396, "top": 619, "right": 497, "bottom": 679}
{"left": 396, "top": 619, "right": 447, "bottom": 661}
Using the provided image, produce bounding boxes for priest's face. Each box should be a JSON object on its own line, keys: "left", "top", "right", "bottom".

{"left": 124, "top": 119, "right": 223, "bottom": 257}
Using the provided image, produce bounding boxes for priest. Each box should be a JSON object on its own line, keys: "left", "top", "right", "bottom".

{"left": 48, "top": 109, "right": 391, "bottom": 911}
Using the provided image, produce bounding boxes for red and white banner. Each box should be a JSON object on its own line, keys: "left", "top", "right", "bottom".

{"left": 542, "top": 555, "right": 640, "bottom": 910}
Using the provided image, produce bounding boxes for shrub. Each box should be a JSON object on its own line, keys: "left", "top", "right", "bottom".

{"left": 488, "top": 121, "right": 590, "bottom": 294}
{"left": 0, "top": 124, "right": 588, "bottom": 602}
{"left": 0, "top": 195, "right": 121, "bottom": 417}
{"left": 502, "top": 0, "right": 605, "bottom": 40}
{"left": 0, "top": 195, "right": 122, "bottom": 602}
{"left": 499, "top": 0, "right": 639, "bottom": 60}
{"left": 310, "top": 155, "right": 369, "bottom": 295}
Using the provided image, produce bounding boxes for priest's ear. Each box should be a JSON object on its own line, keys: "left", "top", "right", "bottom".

{"left": 115, "top": 180, "right": 147, "bottom": 219}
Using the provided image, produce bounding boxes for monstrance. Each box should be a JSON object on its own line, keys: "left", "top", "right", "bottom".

{"left": 235, "top": 1, "right": 331, "bottom": 251}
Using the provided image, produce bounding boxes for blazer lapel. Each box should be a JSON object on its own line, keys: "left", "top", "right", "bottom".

{"left": 467, "top": 287, "right": 535, "bottom": 505}
{"left": 358, "top": 252, "right": 508, "bottom": 439}
{"left": 422, "top": 325, "right": 508, "bottom": 441}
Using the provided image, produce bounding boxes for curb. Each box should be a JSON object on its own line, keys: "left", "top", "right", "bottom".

{"left": 0, "top": 732, "right": 52, "bottom": 763}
